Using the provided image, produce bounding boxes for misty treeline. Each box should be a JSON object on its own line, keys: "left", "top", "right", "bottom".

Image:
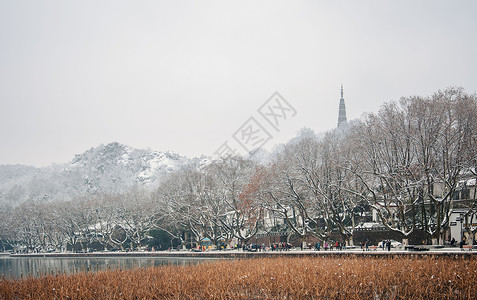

{"left": 0, "top": 88, "right": 476, "bottom": 252}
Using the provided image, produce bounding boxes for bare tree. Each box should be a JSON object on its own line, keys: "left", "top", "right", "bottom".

{"left": 207, "top": 156, "right": 260, "bottom": 246}
{"left": 346, "top": 88, "right": 477, "bottom": 244}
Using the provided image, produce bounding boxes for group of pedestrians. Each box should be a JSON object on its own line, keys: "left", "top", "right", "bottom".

{"left": 361, "top": 239, "right": 371, "bottom": 251}
{"left": 314, "top": 241, "right": 347, "bottom": 251}
{"left": 362, "top": 239, "right": 392, "bottom": 251}
{"left": 381, "top": 240, "right": 393, "bottom": 251}
{"left": 270, "top": 242, "right": 292, "bottom": 251}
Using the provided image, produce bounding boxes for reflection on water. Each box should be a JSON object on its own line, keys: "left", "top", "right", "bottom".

{"left": 0, "top": 256, "right": 220, "bottom": 280}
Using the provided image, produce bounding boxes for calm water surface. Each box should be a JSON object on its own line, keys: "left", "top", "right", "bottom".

{"left": 0, "top": 255, "right": 221, "bottom": 280}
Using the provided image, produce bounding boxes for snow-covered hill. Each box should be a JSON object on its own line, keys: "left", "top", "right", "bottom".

{"left": 0, "top": 143, "right": 197, "bottom": 205}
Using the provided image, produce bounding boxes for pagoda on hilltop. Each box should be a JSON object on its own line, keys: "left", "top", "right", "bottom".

{"left": 337, "top": 85, "right": 347, "bottom": 128}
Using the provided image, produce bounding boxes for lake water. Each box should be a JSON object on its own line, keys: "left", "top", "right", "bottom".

{"left": 0, "top": 256, "right": 221, "bottom": 280}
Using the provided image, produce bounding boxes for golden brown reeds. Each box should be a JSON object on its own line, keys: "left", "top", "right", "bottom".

{"left": 1, "top": 256, "right": 476, "bottom": 299}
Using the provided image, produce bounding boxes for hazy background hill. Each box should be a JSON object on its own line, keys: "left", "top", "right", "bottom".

{"left": 0, "top": 142, "right": 193, "bottom": 206}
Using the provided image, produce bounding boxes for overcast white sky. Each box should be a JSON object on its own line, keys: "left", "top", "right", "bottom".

{"left": 1, "top": 1, "right": 476, "bottom": 167}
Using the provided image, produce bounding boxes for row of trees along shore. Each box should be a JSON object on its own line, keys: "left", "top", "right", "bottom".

{"left": 0, "top": 87, "right": 476, "bottom": 252}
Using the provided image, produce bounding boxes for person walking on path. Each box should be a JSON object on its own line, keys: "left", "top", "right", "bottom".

{"left": 315, "top": 242, "right": 321, "bottom": 251}
{"left": 386, "top": 240, "right": 391, "bottom": 251}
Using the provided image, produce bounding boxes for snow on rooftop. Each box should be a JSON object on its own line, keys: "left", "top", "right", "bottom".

{"left": 458, "top": 177, "right": 476, "bottom": 187}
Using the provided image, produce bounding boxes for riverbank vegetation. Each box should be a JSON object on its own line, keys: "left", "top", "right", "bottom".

{"left": 1, "top": 256, "right": 476, "bottom": 299}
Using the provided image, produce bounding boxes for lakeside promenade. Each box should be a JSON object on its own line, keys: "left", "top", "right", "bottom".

{"left": 8, "top": 246, "right": 476, "bottom": 259}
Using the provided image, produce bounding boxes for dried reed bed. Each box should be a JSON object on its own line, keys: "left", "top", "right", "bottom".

{"left": 1, "top": 256, "right": 476, "bottom": 299}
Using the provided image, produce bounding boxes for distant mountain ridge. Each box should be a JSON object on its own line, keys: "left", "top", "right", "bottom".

{"left": 0, "top": 142, "right": 196, "bottom": 206}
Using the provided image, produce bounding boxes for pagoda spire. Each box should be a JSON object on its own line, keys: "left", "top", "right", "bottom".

{"left": 337, "top": 85, "right": 347, "bottom": 128}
